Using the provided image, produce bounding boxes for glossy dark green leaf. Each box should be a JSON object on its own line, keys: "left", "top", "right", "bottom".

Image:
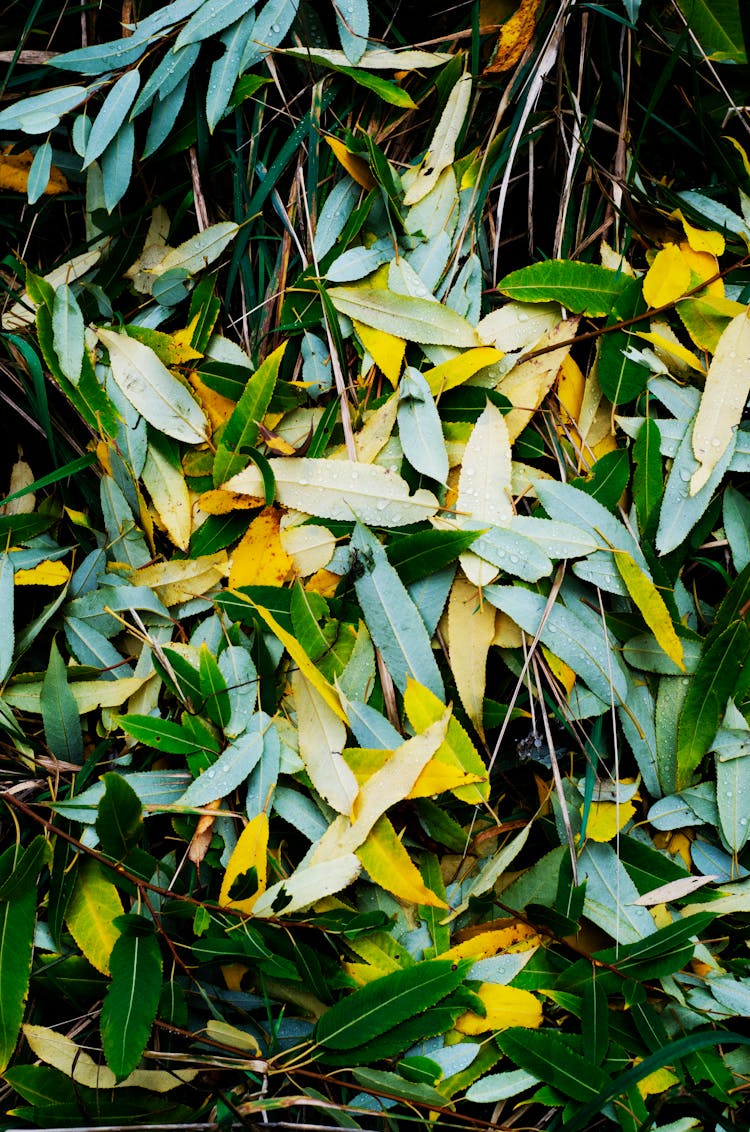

{"left": 100, "top": 915, "right": 162, "bottom": 1079}
{"left": 386, "top": 528, "right": 479, "bottom": 587}
{"left": 497, "top": 260, "right": 628, "bottom": 316}
{"left": 213, "top": 344, "right": 285, "bottom": 485}
{"left": 0, "top": 887, "right": 36, "bottom": 1072}
{"left": 95, "top": 774, "right": 143, "bottom": 860}
{"left": 677, "top": 621, "right": 750, "bottom": 786}
{"left": 315, "top": 958, "right": 471, "bottom": 1050}
{"left": 118, "top": 714, "right": 219, "bottom": 755}
{"left": 498, "top": 1029, "right": 609, "bottom": 1102}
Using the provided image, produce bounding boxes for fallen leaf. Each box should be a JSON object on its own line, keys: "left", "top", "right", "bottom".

{"left": 229, "top": 506, "right": 292, "bottom": 588}
{"left": 455, "top": 983, "right": 543, "bottom": 1033}
{"left": 0, "top": 147, "right": 68, "bottom": 195}
{"left": 485, "top": 0, "right": 541, "bottom": 73}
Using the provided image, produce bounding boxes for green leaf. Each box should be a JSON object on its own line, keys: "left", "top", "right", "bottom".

{"left": 581, "top": 976, "right": 608, "bottom": 1065}
{"left": 351, "top": 523, "right": 444, "bottom": 700}
{"left": 213, "top": 343, "right": 285, "bottom": 485}
{"left": 82, "top": 70, "right": 140, "bottom": 168}
{"left": 315, "top": 958, "right": 471, "bottom": 1050}
{"left": 41, "top": 638, "right": 83, "bottom": 764}
{"left": 632, "top": 418, "right": 663, "bottom": 533}
{"left": 573, "top": 449, "right": 630, "bottom": 511}
{"left": 198, "top": 644, "right": 231, "bottom": 729}
{"left": 677, "top": 620, "right": 750, "bottom": 787}
{"left": 118, "top": 714, "right": 220, "bottom": 756}
{"left": 100, "top": 915, "right": 162, "bottom": 1079}
{"left": 386, "top": 528, "right": 479, "bottom": 587}
{"left": 96, "top": 774, "right": 143, "bottom": 861}
{"left": 0, "top": 86, "right": 88, "bottom": 133}
{"left": 498, "top": 1029, "right": 609, "bottom": 1102}
{"left": 0, "top": 887, "right": 36, "bottom": 1072}
{"left": 562, "top": 1031, "right": 750, "bottom": 1132}
{"left": 675, "top": 0, "right": 746, "bottom": 60}
{"left": 0, "top": 836, "right": 52, "bottom": 901}
{"left": 497, "top": 260, "right": 628, "bottom": 316}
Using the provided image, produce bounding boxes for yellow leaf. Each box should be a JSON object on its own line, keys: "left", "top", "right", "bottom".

{"left": 499, "top": 318, "right": 579, "bottom": 440}
{"left": 171, "top": 316, "right": 204, "bottom": 359}
{"left": 0, "top": 147, "right": 68, "bottom": 195}
{"left": 542, "top": 646, "right": 576, "bottom": 693}
{"left": 305, "top": 567, "right": 342, "bottom": 597}
{"left": 219, "top": 813, "right": 268, "bottom": 913}
{"left": 198, "top": 488, "right": 258, "bottom": 514}
{"left": 485, "top": 0, "right": 541, "bottom": 73}
{"left": 1, "top": 457, "right": 35, "bottom": 515}
{"left": 342, "top": 744, "right": 483, "bottom": 798}
{"left": 353, "top": 393, "right": 399, "bottom": 463}
{"left": 582, "top": 799, "right": 636, "bottom": 842}
{"left": 492, "top": 610, "right": 523, "bottom": 648}
{"left": 229, "top": 506, "right": 292, "bottom": 588}
{"left": 455, "top": 983, "right": 542, "bottom": 1034}
{"left": 221, "top": 962, "right": 247, "bottom": 989}
{"left": 678, "top": 241, "right": 723, "bottom": 296}
{"left": 22, "top": 1025, "right": 198, "bottom": 1091}
{"left": 134, "top": 553, "right": 228, "bottom": 606}
{"left": 325, "top": 136, "right": 375, "bottom": 189}
{"left": 189, "top": 372, "right": 235, "bottom": 430}
{"left": 403, "top": 679, "right": 489, "bottom": 803}
{"left": 448, "top": 575, "right": 496, "bottom": 738}
{"left": 724, "top": 135, "right": 750, "bottom": 178}
{"left": 674, "top": 210, "right": 725, "bottom": 257}
{"left": 308, "top": 709, "right": 453, "bottom": 865}
{"left": 247, "top": 596, "right": 347, "bottom": 720}
{"left": 142, "top": 440, "right": 192, "bottom": 552}
{"left": 205, "top": 1020, "right": 261, "bottom": 1054}
{"left": 634, "top": 329, "right": 704, "bottom": 373}
{"left": 642, "top": 244, "right": 691, "bottom": 308}
{"left": 614, "top": 552, "right": 684, "bottom": 670}
{"left": 14, "top": 560, "right": 70, "bottom": 586}
{"left": 424, "top": 347, "right": 503, "bottom": 396}
{"left": 356, "top": 815, "right": 447, "bottom": 907}
{"left": 280, "top": 522, "right": 336, "bottom": 576}
{"left": 65, "top": 860, "right": 123, "bottom": 975}
{"left": 690, "top": 307, "right": 750, "bottom": 494}
{"left": 556, "top": 354, "right": 585, "bottom": 430}
{"left": 636, "top": 1065, "right": 679, "bottom": 1099}
{"left": 293, "top": 668, "right": 358, "bottom": 814}
{"left": 443, "top": 923, "right": 540, "bottom": 962}
{"left": 653, "top": 829, "right": 693, "bottom": 871}
{"left": 352, "top": 319, "right": 405, "bottom": 387}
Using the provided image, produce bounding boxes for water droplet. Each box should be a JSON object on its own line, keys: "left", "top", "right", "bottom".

{"left": 207, "top": 770, "right": 216, "bottom": 779}
{"left": 518, "top": 312, "right": 528, "bottom": 322}
{"left": 711, "top": 438, "right": 721, "bottom": 447}
{"left": 740, "top": 817, "right": 748, "bottom": 827}
{"left": 510, "top": 554, "right": 519, "bottom": 564}
{"left": 464, "top": 467, "right": 475, "bottom": 476}
{"left": 679, "top": 469, "right": 691, "bottom": 482}
{"left": 299, "top": 477, "right": 309, "bottom": 486}
{"left": 270, "top": 22, "right": 280, "bottom": 33}
{"left": 729, "top": 351, "right": 737, "bottom": 360}
{"left": 376, "top": 500, "right": 387, "bottom": 511}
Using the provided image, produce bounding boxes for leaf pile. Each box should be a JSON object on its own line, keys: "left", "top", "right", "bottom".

{"left": 1, "top": 1, "right": 750, "bottom": 1130}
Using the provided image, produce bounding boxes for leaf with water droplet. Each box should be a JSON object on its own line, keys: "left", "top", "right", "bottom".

{"left": 690, "top": 307, "right": 750, "bottom": 494}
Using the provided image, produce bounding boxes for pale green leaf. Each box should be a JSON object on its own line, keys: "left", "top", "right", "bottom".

{"left": 206, "top": 10, "right": 258, "bottom": 131}
{"left": 97, "top": 327, "right": 209, "bottom": 444}
{"left": 351, "top": 523, "right": 444, "bottom": 700}
{"left": 224, "top": 457, "right": 440, "bottom": 526}
{"left": 82, "top": 70, "right": 140, "bottom": 168}
{"left": 160, "top": 220, "right": 240, "bottom": 277}
{"left": 0, "top": 554, "right": 15, "bottom": 683}
{"left": 329, "top": 286, "right": 479, "bottom": 348}
{"left": 176, "top": 0, "right": 259, "bottom": 49}
{"left": 397, "top": 367, "right": 448, "bottom": 483}
{"left": 52, "top": 284, "right": 85, "bottom": 385}
{"left": 26, "top": 140, "right": 52, "bottom": 205}
{"left": 403, "top": 73, "right": 472, "bottom": 206}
